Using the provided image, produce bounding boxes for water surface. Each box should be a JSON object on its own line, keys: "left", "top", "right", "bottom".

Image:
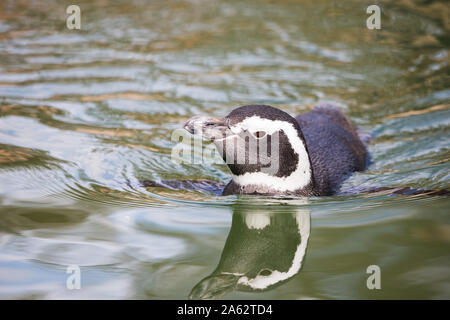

{"left": 0, "top": 0, "right": 449, "bottom": 299}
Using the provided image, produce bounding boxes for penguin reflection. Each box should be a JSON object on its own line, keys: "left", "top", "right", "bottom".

{"left": 189, "top": 204, "right": 310, "bottom": 299}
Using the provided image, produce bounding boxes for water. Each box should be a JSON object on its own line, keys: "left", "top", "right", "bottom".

{"left": 0, "top": 0, "right": 449, "bottom": 299}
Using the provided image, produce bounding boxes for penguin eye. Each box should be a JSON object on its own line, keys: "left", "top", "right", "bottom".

{"left": 252, "top": 131, "right": 267, "bottom": 139}
{"left": 259, "top": 269, "right": 272, "bottom": 276}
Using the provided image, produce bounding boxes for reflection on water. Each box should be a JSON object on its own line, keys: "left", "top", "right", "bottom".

{"left": 0, "top": 0, "right": 449, "bottom": 299}
{"left": 190, "top": 202, "right": 310, "bottom": 299}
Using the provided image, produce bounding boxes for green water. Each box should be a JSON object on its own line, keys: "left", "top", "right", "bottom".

{"left": 0, "top": 0, "right": 449, "bottom": 299}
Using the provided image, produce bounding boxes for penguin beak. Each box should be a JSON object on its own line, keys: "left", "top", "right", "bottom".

{"left": 183, "top": 116, "right": 231, "bottom": 141}
{"left": 188, "top": 273, "right": 241, "bottom": 300}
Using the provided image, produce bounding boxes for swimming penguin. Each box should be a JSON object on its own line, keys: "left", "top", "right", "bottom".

{"left": 189, "top": 204, "right": 310, "bottom": 300}
{"left": 183, "top": 104, "right": 368, "bottom": 196}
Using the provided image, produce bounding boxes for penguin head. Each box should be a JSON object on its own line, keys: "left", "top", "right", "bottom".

{"left": 184, "top": 105, "right": 313, "bottom": 194}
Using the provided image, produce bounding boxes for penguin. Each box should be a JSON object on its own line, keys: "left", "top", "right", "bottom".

{"left": 189, "top": 203, "right": 310, "bottom": 300}
{"left": 183, "top": 104, "right": 368, "bottom": 196}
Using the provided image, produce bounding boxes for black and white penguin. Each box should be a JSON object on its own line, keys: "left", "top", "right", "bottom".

{"left": 184, "top": 104, "right": 368, "bottom": 196}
